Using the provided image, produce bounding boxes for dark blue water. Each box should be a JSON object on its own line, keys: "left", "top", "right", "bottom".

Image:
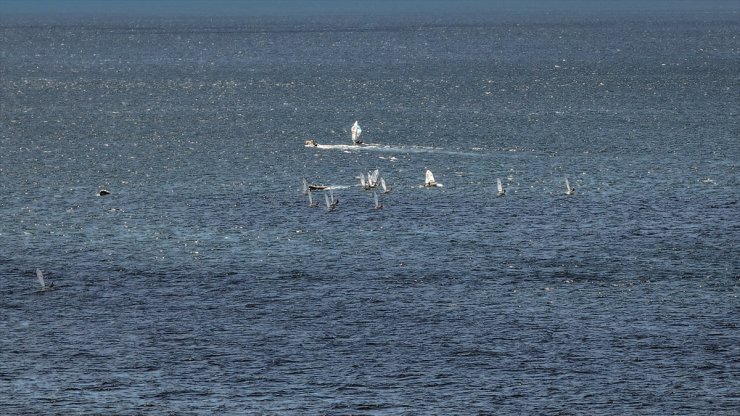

{"left": 1, "top": 4, "right": 738, "bottom": 415}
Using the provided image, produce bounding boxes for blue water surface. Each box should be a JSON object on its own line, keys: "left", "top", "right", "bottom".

{"left": 0, "top": 3, "right": 738, "bottom": 414}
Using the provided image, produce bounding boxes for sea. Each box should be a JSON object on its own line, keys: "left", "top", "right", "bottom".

{"left": 0, "top": 1, "right": 738, "bottom": 414}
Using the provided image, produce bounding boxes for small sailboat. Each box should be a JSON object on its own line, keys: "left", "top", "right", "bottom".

{"left": 35, "top": 269, "right": 54, "bottom": 292}
{"left": 367, "top": 169, "right": 380, "bottom": 188}
{"left": 565, "top": 177, "right": 576, "bottom": 195}
{"left": 359, "top": 173, "right": 370, "bottom": 190}
{"left": 307, "top": 189, "right": 318, "bottom": 207}
{"left": 379, "top": 176, "right": 390, "bottom": 194}
{"left": 373, "top": 191, "right": 383, "bottom": 210}
{"left": 324, "top": 192, "right": 334, "bottom": 211}
{"left": 330, "top": 189, "right": 338, "bottom": 207}
{"left": 496, "top": 178, "right": 506, "bottom": 197}
{"left": 325, "top": 189, "right": 338, "bottom": 211}
{"left": 351, "top": 121, "right": 363, "bottom": 145}
{"left": 424, "top": 169, "right": 441, "bottom": 187}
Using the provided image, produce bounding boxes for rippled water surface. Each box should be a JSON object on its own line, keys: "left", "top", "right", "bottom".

{"left": 1, "top": 4, "right": 738, "bottom": 414}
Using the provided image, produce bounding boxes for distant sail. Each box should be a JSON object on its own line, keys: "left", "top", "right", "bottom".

{"left": 425, "top": 169, "right": 437, "bottom": 187}
{"left": 359, "top": 173, "right": 369, "bottom": 190}
{"left": 351, "top": 121, "right": 362, "bottom": 144}
{"left": 367, "top": 169, "right": 379, "bottom": 188}
{"left": 497, "top": 178, "right": 505, "bottom": 197}
{"left": 373, "top": 191, "right": 383, "bottom": 210}
{"left": 307, "top": 189, "right": 318, "bottom": 207}
{"left": 36, "top": 269, "right": 45, "bottom": 289}
{"left": 325, "top": 189, "right": 338, "bottom": 211}
{"left": 380, "top": 177, "right": 389, "bottom": 194}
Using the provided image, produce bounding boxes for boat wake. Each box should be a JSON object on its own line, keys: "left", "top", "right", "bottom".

{"left": 311, "top": 143, "right": 479, "bottom": 156}
{"left": 325, "top": 184, "right": 352, "bottom": 190}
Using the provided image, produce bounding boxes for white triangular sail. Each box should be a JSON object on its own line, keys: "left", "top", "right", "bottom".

{"left": 497, "top": 178, "right": 505, "bottom": 196}
{"left": 302, "top": 178, "right": 309, "bottom": 195}
{"left": 380, "top": 177, "right": 388, "bottom": 193}
{"left": 425, "top": 169, "right": 436, "bottom": 187}
{"left": 373, "top": 191, "right": 382, "bottom": 209}
{"left": 367, "top": 169, "right": 379, "bottom": 187}
{"left": 307, "top": 189, "right": 317, "bottom": 207}
{"left": 36, "top": 268, "right": 45, "bottom": 289}
{"left": 351, "top": 121, "right": 362, "bottom": 144}
{"left": 325, "top": 189, "right": 338, "bottom": 210}
{"left": 359, "top": 173, "right": 368, "bottom": 190}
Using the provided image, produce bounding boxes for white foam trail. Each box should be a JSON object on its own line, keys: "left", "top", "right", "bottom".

{"left": 313, "top": 143, "right": 480, "bottom": 156}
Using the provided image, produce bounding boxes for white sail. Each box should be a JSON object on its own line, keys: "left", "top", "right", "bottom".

{"left": 497, "top": 178, "right": 505, "bottom": 196}
{"left": 373, "top": 191, "right": 383, "bottom": 210}
{"left": 36, "top": 268, "right": 45, "bottom": 289}
{"left": 425, "top": 169, "right": 436, "bottom": 187}
{"left": 367, "top": 169, "right": 379, "bottom": 187}
{"left": 325, "top": 189, "right": 338, "bottom": 210}
{"left": 302, "top": 178, "right": 309, "bottom": 195}
{"left": 351, "top": 121, "right": 362, "bottom": 144}
{"left": 359, "top": 173, "right": 368, "bottom": 190}
{"left": 307, "top": 189, "right": 317, "bottom": 207}
{"left": 380, "top": 177, "right": 388, "bottom": 193}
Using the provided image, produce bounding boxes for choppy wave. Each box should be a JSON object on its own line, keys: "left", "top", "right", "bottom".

{"left": 1, "top": 9, "right": 738, "bottom": 415}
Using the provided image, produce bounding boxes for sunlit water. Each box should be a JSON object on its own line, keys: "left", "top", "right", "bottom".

{"left": 1, "top": 7, "right": 738, "bottom": 415}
